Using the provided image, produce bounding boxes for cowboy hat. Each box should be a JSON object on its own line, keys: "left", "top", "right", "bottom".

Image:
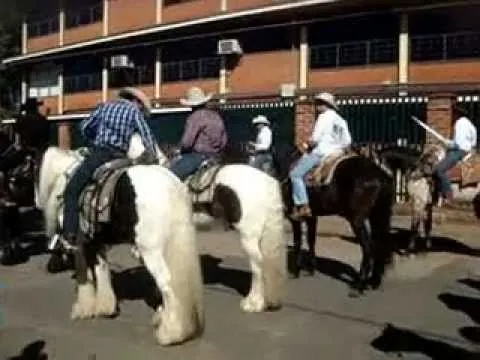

{"left": 252, "top": 115, "right": 270, "bottom": 126}
{"left": 180, "top": 87, "right": 213, "bottom": 107}
{"left": 118, "top": 87, "right": 152, "bottom": 115}
{"left": 314, "top": 92, "right": 338, "bottom": 111}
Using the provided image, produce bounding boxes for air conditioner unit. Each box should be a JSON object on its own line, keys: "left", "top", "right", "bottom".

{"left": 280, "top": 83, "right": 296, "bottom": 98}
{"left": 110, "top": 55, "right": 134, "bottom": 69}
{"left": 217, "top": 39, "right": 243, "bottom": 55}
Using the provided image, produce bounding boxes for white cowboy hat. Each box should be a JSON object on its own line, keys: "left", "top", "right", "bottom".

{"left": 118, "top": 87, "right": 152, "bottom": 115}
{"left": 252, "top": 115, "right": 270, "bottom": 126}
{"left": 180, "top": 87, "right": 213, "bottom": 107}
{"left": 315, "top": 92, "right": 338, "bottom": 111}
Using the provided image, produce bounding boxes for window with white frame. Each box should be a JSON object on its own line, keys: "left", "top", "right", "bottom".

{"left": 28, "top": 64, "right": 60, "bottom": 98}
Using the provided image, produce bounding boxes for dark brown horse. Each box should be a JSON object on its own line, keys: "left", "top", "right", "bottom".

{"left": 276, "top": 147, "right": 395, "bottom": 297}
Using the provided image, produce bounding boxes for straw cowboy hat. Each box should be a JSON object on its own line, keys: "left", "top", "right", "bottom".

{"left": 315, "top": 92, "right": 338, "bottom": 111}
{"left": 180, "top": 87, "right": 213, "bottom": 107}
{"left": 118, "top": 87, "right": 152, "bottom": 115}
{"left": 252, "top": 115, "right": 270, "bottom": 126}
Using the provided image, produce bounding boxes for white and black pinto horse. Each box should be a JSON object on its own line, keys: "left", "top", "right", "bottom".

{"left": 35, "top": 139, "right": 203, "bottom": 346}
{"left": 155, "top": 145, "right": 286, "bottom": 313}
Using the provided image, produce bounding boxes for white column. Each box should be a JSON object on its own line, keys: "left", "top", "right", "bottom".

{"left": 398, "top": 13, "right": 409, "bottom": 85}
{"left": 102, "top": 57, "right": 108, "bottom": 102}
{"left": 59, "top": 3, "right": 65, "bottom": 46}
{"left": 156, "top": 0, "right": 162, "bottom": 23}
{"left": 21, "top": 76, "right": 28, "bottom": 105}
{"left": 155, "top": 48, "right": 161, "bottom": 98}
{"left": 103, "top": 0, "right": 109, "bottom": 36}
{"left": 219, "top": 57, "right": 227, "bottom": 95}
{"left": 21, "top": 19, "right": 27, "bottom": 54}
{"left": 58, "top": 67, "right": 64, "bottom": 114}
{"left": 299, "top": 26, "right": 308, "bottom": 89}
{"left": 220, "top": 0, "right": 227, "bottom": 12}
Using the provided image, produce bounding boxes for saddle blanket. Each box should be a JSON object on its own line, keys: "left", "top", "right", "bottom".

{"left": 447, "top": 152, "right": 480, "bottom": 188}
{"left": 300, "top": 151, "right": 357, "bottom": 187}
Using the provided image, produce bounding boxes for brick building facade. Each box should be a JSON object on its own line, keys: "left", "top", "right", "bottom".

{"left": 2, "top": 0, "right": 480, "bottom": 149}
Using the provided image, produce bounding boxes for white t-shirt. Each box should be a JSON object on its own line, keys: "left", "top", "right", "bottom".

{"left": 310, "top": 109, "right": 352, "bottom": 157}
{"left": 254, "top": 126, "right": 272, "bottom": 151}
{"left": 453, "top": 116, "right": 477, "bottom": 152}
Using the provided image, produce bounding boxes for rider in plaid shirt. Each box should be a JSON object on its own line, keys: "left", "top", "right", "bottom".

{"left": 57, "top": 87, "right": 157, "bottom": 252}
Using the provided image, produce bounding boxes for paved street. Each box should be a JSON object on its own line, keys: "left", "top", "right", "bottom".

{"left": 0, "top": 215, "right": 479, "bottom": 360}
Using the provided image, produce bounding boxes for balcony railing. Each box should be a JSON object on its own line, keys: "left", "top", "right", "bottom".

{"left": 64, "top": 73, "right": 102, "bottom": 94}
{"left": 28, "top": 16, "right": 59, "bottom": 38}
{"left": 65, "top": 2, "right": 103, "bottom": 29}
{"left": 411, "top": 31, "right": 480, "bottom": 61}
{"left": 310, "top": 38, "right": 398, "bottom": 69}
{"left": 162, "top": 57, "right": 221, "bottom": 82}
{"left": 109, "top": 65, "right": 155, "bottom": 88}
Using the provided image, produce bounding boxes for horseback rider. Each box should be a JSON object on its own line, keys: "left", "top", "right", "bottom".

{"left": 14, "top": 98, "right": 51, "bottom": 154}
{"left": 433, "top": 104, "right": 477, "bottom": 205}
{"left": 289, "top": 92, "right": 352, "bottom": 220}
{"left": 248, "top": 115, "right": 273, "bottom": 172}
{"left": 169, "top": 86, "right": 228, "bottom": 181}
{"left": 55, "top": 87, "right": 158, "bottom": 252}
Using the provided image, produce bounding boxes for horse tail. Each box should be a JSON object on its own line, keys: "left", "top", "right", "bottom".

{"left": 163, "top": 182, "right": 204, "bottom": 341}
{"left": 369, "top": 175, "right": 395, "bottom": 288}
{"left": 259, "top": 179, "right": 286, "bottom": 309}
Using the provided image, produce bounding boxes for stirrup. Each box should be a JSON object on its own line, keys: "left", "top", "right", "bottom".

{"left": 48, "top": 234, "right": 79, "bottom": 253}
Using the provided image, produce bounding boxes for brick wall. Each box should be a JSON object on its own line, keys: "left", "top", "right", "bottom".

{"left": 162, "top": 0, "right": 220, "bottom": 24}
{"left": 40, "top": 96, "right": 59, "bottom": 116}
{"left": 426, "top": 94, "right": 454, "bottom": 144}
{"left": 108, "top": 0, "right": 156, "bottom": 34}
{"left": 294, "top": 99, "right": 315, "bottom": 149}
{"left": 27, "top": 34, "right": 58, "bottom": 52}
{"left": 64, "top": 23, "right": 102, "bottom": 45}
{"left": 161, "top": 79, "right": 218, "bottom": 100}
{"left": 64, "top": 91, "right": 103, "bottom": 112}
{"left": 310, "top": 65, "right": 397, "bottom": 89}
{"left": 410, "top": 61, "right": 480, "bottom": 84}
{"left": 227, "top": 0, "right": 271, "bottom": 11}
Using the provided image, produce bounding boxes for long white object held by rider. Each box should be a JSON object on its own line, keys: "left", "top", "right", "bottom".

{"left": 411, "top": 116, "right": 450, "bottom": 146}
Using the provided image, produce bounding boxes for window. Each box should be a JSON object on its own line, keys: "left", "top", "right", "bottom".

{"left": 29, "top": 65, "right": 59, "bottom": 98}
{"left": 310, "top": 38, "right": 397, "bottom": 69}
{"left": 162, "top": 57, "right": 220, "bottom": 83}
{"left": 63, "top": 56, "right": 103, "bottom": 93}
{"left": 64, "top": 73, "right": 102, "bottom": 94}
{"left": 28, "top": 17, "right": 59, "bottom": 38}
{"left": 65, "top": 2, "right": 103, "bottom": 29}
{"left": 411, "top": 32, "right": 480, "bottom": 61}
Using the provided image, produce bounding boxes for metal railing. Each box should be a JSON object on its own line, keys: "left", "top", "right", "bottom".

{"left": 27, "top": 16, "right": 59, "bottom": 38}
{"left": 64, "top": 73, "right": 102, "bottom": 94}
{"left": 65, "top": 3, "right": 103, "bottom": 29}
{"left": 109, "top": 65, "right": 155, "bottom": 88}
{"left": 411, "top": 31, "right": 480, "bottom": 61}
{"left": 162, "top": 57, "right": 221, "bottom": 82}
{"left": 310, "top": 38, "right": 398, "bottom": 68}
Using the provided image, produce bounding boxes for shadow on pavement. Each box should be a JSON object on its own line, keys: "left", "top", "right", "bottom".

{"left": 8, "top": 340, "right": 48, "bottom": 360}
{"left": 371, "top": 323, "right": 478, "bottom": 360}
{"left": 201, "top": 254, "right": 251, "bottom": 296}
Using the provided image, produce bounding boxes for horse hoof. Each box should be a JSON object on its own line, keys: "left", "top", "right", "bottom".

{"left": 288, "top": 271, "right": 300, "bottom": 279}
{"left": 348, "top": 288, "right": 363, "bottom": 298}
{"left": 0, "top": 247, "right": 28, "bottom": 266}
{"left": 241, "top": 295, "right": 266, "bottom": 313}
{"left": 46, "top": 253, "right": 71, "bottom": 273}
{"left": 304, "top": 269, "right": 315, "bottom": 277}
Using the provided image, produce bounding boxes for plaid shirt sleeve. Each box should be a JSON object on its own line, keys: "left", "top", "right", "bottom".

{"left": 80, "top": 104, "right": 102, "bottom": 141}
{"left": 132, "top": 107, "right": 157, "bottom": 155}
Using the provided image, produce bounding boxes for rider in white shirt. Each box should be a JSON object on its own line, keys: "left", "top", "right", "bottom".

{"left": 289, "top": 92, "right": 352, "bottom": 219}
{"left": 249, "top": 115, "right": 273, "bottom": 172}
{"left": 434, "top": 104, "right": 477, "bottom": 203}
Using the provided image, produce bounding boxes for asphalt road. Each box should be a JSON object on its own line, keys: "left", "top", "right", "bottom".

{"left": 0, "top": 215, "right": 479, "bottom": 360}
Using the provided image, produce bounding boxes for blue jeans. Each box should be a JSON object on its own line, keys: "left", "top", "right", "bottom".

{"left": 63, "top": 146, "right": 120, "bottom": 239}
{"left": 434, "top": 148, "right": 467, "bottom": 196}
{"left": 169, "top": 152, "right": 206, "bottom": 181}
{"left": 289, "top": 153, "right": 323, "bottom": 206}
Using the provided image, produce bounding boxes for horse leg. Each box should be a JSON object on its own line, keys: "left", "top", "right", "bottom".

{"left": 304, "top": 217, "right": 318, "bottom": 276}
{"left": 0, "top": 205, "right": 27, "bottom": 266}
{"left": 350, "top": 218, "right": 373, "bottom": 297}
{"left": 288, "top": 220, "right": 303, "bottom": 279}
{"left": 407, "top": 210, "right": 422, "bottom": 256}
{"left": 239, "top": 231, "right": 266, "bottom": 312}
{"left": 423, "top": 203, "right": 433, "bottom": 252}
{"left": 93, "top": 247, "right": 117, "bottom": 317}
{"left": 70, "top": 242, "right": 97, "bottom": 320}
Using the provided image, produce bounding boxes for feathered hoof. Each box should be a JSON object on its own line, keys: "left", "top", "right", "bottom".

{"left": 71, "top": 299, "right": 96, "bottom": 320}
{"left": 288, "top": 271, "right": 300, "bottom": 279}
{"left": 240, "top": 295, "right": 266, "bottom": 313}
{"left": 155, "top": 322, "right": 190, "bottom": 347}
{"left": 94, "top": 293, "right": 117, "bottom": 318}
{"left": 348, "top": 286, "right": 364, "bottom": 298}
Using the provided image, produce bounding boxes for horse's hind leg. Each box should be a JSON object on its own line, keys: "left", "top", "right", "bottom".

{"left": 288, "top": 220, "right": 303, "bottom": 279}
{"left": 423, "top": 204, "right": 433, "bottom": 252}
{"left": 239, "top": 231, "right": 266, "bottom": 312}
{"left": 93, "top": 247, "right": 117, "bottom": 317}
{"left": 350, "top": 218, "right": 373, "bottom": 297}
{"left": 304, "top": 217, "right": 318, "bottom": 276}
{"left": 71, "top": 243, "right": 96, "bottom": 320}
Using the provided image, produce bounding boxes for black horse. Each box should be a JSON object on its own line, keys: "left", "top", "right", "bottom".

{"left": 276, "top": 146, "right": 395, "bottom": 296}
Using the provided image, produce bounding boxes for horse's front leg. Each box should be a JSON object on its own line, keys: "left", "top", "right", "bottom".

{"left": 304, "top": 217, "right": 318, "bottom": 276}
{"left": 422, "top": 203, "right": 433, "bottom": 252}
{"left": 350, "top": 218, "right": 373, "bottom": 297}
{"left": 288, "top": 220, "right": 303, "bottom": 279}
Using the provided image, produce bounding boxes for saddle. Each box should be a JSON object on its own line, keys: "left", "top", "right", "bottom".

{"left": 302, "top": 150, "right": 356, "bottom": 187}
{"left": 446, "top": 152, "right": 480, "bottom": 188}
{"left": 61, "top": 158, "right": 134, "bottom": 240}
{"left": 185, "top": 158, "right": 223, "bottom": 204}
